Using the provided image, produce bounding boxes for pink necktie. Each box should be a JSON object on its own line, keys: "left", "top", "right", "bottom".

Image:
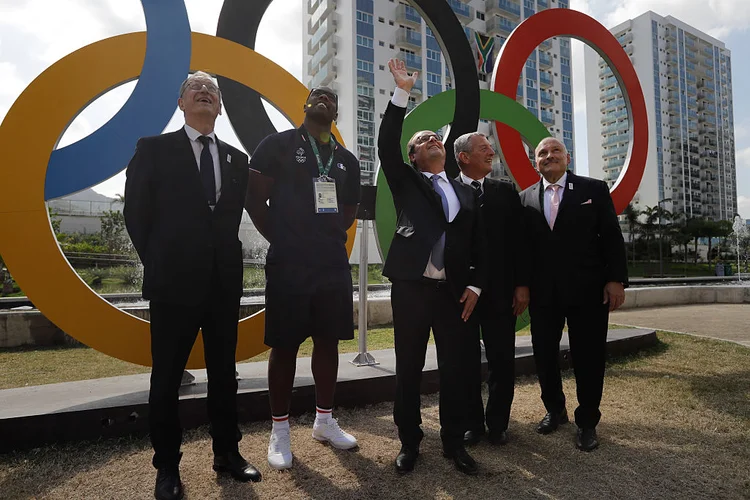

{"left": 548, "top": 184, "right": 561, "bottom": 230}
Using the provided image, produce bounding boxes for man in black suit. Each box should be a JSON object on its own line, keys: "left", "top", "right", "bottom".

{"left": 379, "top": 59, "right": 488, "bottom": 476}
{"left": 125, "top": 71, "right": 261, "bottom": 500}
{"left": 453, "top": 133, "right": 529, "bottom": 447}
{"left": 518, "top": 137, "right": 627, "bottom": 452}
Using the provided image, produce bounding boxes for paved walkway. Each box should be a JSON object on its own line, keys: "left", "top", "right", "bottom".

{"left": 610, "top": 303, "right": 750, "bottom": 347}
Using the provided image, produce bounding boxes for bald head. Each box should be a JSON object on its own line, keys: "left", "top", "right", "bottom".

{"left": 534, "top": 137, "right": 570, "bottom": 183}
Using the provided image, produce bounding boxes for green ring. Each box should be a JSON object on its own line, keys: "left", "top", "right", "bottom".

{"left": 373, "top": 89, "right": 550, "bottom": 331}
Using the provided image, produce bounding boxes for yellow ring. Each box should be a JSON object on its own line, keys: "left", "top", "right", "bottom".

{"left": 0, "top": 32, "right": 354, "bottom": 368}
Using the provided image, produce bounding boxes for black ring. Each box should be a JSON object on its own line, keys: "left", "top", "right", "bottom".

{"left": 216, "top": 0, "right": 277, "bottom": 155}
{"left": 410, "top": 0, "right": 481, "bottom": 178}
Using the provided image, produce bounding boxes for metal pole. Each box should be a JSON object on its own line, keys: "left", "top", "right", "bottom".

{"left": 658, "top": 211, "right": 663, "bottom": 278}
{"left": 351, "top": 220, "right": 378, "bottom": 366}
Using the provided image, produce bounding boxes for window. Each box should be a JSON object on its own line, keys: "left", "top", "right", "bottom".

{"left": 561, "top": 94, "right": 571, "bottom": 102}
{"left": 563, "top": 130, "right": 573, "bottom": 139}
{"left": 379, "top": 65, "right": 385, "bottom": 70}
{"left": 379, "top": 40, "right": 385, "bottom": 47}
{"left": 427, "top": 49, "right": 440, "bottom": 61}
{"left": 526, "top": 78, "right": 537, "bottom": 88}
{"left": 526, "top": 59, "right": 537, "bottom": 70}
{"left": 527, "top": 99, "right": 537, "bottom": 108}
{"left": 561, "top": 75, "right": 570, "bottom": 84}
{"left": 427, "top": 72, "right": 442, "bottom": 84}
{"left": 378, "top": 16, "right": 385, "bottom": 23}
{"left": 357, "top": 85, "right": 373, "bottom": 97}
{"left": 476, "top": 11, "right": 485, "bottom": 20}
{"left": 379, "top": 89, "right": 385, "bottom": 95}
{"left": 560, "top": 57, "right": 570, "bottom": 66}
{"left": 358, "top": 110, "right": 374, "bottom": 121}
{"left": 357, "top": 35, "right": 374, "bottom": 48}
{"left": 356, "top": 11, "right": 373, "bottom": 24}
{"left": 562, "top": 111, "right": 572, "bottom": 121}
{"left": 357, "top": 60, "right": 374, "bottom": 72}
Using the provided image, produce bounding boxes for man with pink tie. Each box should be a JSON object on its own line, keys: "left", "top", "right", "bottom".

{"left": 518, "top": 137, "right": 628, "bottom": 452}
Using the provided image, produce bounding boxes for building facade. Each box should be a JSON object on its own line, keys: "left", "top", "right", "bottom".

{"left": 304, "top": 0, "right": 575, "bottom": 185}
{"left": 584, "top": 11, "right": 737, "bottom": 221}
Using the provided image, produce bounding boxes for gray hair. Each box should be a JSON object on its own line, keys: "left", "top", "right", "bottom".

{"left": 178, "top": 71, "right": 220, "bottom": 98}
{"left": 453, "top": 132, "right": 486, "bottom": 166}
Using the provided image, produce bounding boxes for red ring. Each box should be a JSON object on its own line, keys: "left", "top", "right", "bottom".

{"left": 491, "top": 9, "right": 647, "bottom": 214}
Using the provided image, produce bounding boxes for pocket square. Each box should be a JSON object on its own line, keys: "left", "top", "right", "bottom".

{"left": 581, "top": 199, "right": 593, "bottom": 205}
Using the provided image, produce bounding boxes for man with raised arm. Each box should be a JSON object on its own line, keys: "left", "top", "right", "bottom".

{"left": 378, "top": 58, "right": 488, "bottom": 476}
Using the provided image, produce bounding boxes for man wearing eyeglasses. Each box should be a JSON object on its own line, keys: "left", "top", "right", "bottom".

{"left": 125, "top": 71, "right": 261, "bottom": 500}
{"left": 379, "top": 59, "right": 488, "bottom": 476}
{"left": 246, "top": 85, "right": 361, "bottom": 470}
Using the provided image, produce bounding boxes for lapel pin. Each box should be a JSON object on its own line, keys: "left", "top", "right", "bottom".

{"left": 568, "top": 182, "right": 573, "bottom": 190}
{"left": 227, "top": 154, "right": 232, "bottom": 163}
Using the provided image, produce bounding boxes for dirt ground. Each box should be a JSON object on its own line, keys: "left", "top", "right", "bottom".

{"left": 2, "top": 331, "right": 749, "bottom": 499}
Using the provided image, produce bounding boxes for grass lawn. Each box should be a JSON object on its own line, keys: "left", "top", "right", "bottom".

{"left": 1, "top": 331, "right": 748, "bottom": 499}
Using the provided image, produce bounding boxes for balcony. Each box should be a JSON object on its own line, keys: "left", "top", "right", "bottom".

{"left": 669, "top": 116, "right": 681, "bottom": 127}
{"left": 540, "top": 39, "right": 552, "bottom": 51}
{"left": 310, "top": 58, "right": 337, "bottom": 88}
{"left": 601, "top": 98, "right": 624, "bottom": 112}
{"left": 396, "top": 52, "right": 422, "bottom": 72}
{"left": 396, "top": 3, "right": 422, "bottom": 27}
{"left": 667, "top": 77, "right": 678, "bottom": 89}
{"left": 665, "top": 27, "right": 676, "bottom": 40}
{"left": 486, "top": 15, "right": 518, "bottom": 36}
{"left": 668, "top": 90, "right": 681, "bottom": 101}
{"left": 700, "top": 103, "right": 717, "bottom": 115}
{"left": 308, "top": 36, "right": 338, "bottom": 74}
{"left": 540, "top": 92, "right": 555, "bottom": 107}
{"left": 703, "top": 57, "right": 714, "bottom": 69}
{"left": 539, "top": 51, "right": 552, "bottom": 69}
{"left": 447, "top": 0, "right": 474, "bottom": 22}
{"left": 686, "top": 84, "right": 697, "bottom": 95}
{"left": 703, "top": 46, "right": 713, "bottom": 57}
{"left": 602, "top": 109, "right": 628, "bottom": 124}
{"left": 601, "top": 87, "right": 622, "bottom": 99}
{"left": 599, "top": 65, "right": 612, "bottom": 78}
{"left": 540, "top": 72, "right": 553, "bottom": 88}
{"left": 603, "top": 145, "right": 628, "bottom": 158}
{"left": 685, "top": 37, "right": 696, "bottom": 48}
{"left": 604, "top": 157, "right": 625, "bottom": 169}
{"left": 602, "top": 120, "right": 629, "bottom": 134}
{"left": 396, "top": 27, "right": 422, "bottom": 51}
{"left": 602, "top": 133, "right": 629, "bottom": 146}
{"left": 698, "top": 80, "right": 715, "bottom": 91}
{"left": 538, "top": 0, "right": 548, "bottom": 8}
{"left": 685, "top": 49, "right": 698, "bottom": 61}
{"left": 541, "top": 109, "right": 555, "bottom": 125}
{"left": 485, "top": 0, "right": 521, "bottom": 20}
{"left": 666, "top": 41, "right": 677, "bottom": 53}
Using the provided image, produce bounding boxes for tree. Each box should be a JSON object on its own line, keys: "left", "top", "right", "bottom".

{"left": 704, "top": 219, "right": 733, "bottom": 267}
{"left": 100, "top": 210, "right": 132, "bottom": 255}
{"left": 623, "top": 203, "right": 640, "bottom": 266}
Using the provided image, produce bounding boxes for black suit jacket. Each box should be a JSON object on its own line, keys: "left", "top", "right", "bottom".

{"left": 518, "top": 171, "right": 627, "bottom": 307}
{"left": 457, "top": 177, "right": 529, "bottom": 318}
{"left": 124, "top": 128, "right": 249, "bottom": 305}
{"left": 378, "top": 102, "right": 488, "bottom": 301}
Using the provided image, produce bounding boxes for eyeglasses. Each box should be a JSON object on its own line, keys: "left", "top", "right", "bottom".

{"left": 413, "top": 133, "right": 442, "bottom": 145}
{"left": 184, "top": 81, "right": 220, "bottom": 95}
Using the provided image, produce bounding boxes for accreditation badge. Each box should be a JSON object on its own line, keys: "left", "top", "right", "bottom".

{"left": 313, "top": 176, "right": 338, "bottom": 213}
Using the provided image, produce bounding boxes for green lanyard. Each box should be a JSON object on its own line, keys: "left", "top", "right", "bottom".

{"left": 306, "top": 130, "right": 336, "bottom": 177}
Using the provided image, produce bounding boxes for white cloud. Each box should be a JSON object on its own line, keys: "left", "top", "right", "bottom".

{"left": 736, "top": 146, "right": 750, "bottom": 169}
{"left": 737, "top": 195, "right": 750, "bottom": 219}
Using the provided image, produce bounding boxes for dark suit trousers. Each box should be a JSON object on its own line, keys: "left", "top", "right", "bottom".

{"left": 391, "top": 279, "right": 472, "bottom": 451}
{"left": 148, "top": 268, "right": 241, "bottom": 469}
{"left": 530, "top": 302, "right": 610, "bottom": 429}
{"left": 467, "top": 312, "right": 518, "bottom": 433}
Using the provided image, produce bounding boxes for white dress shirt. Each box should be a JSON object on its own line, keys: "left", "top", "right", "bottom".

{"left": 184, "top": 124, "right": 222, "bottom": 204}
{"left": 459, "top": 172, "right": 484, "bottom": 191}
{"left": 542, "top": 171, "right": 567, "bottom": 226}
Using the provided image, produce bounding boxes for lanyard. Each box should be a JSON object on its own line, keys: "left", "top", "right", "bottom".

{"left": 306, "top": 130, "right": 336, "bottom": 177}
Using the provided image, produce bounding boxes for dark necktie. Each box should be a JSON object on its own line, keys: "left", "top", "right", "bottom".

{"left": 198, "top": 135, "right": 216, "bottom": 206}
{"left": 471, "top": 180, "right": 484, "bottom": 207}
{"left": 430, "top": 174, "right": 450, "bottom": 271}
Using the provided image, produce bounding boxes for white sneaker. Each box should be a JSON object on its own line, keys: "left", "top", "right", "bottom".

{"left": 267, "top": 427, "right": 293, "bottom": 470}
{"left": 312, "top": 418, "right": 358, "bottom": 450}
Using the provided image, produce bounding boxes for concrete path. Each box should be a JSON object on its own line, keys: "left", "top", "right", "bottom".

{"left": 610, "top": 303, "right": 750, "bottom": 347}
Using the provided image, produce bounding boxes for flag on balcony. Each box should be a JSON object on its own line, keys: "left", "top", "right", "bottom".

{"left": 475, "top": 32, "right": 494, "bottom": 73}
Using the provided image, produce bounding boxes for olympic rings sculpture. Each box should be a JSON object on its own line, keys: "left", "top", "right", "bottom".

{"left": 0, "top": 1, "right": 646, "bottom": 367}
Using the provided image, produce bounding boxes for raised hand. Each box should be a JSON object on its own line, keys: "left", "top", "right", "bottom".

{"left": 388, "top": 58, "right": 419, "bottom": 92}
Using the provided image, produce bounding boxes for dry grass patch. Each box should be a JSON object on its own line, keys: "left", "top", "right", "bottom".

{"left": 1, "top": 331, "right": 749, "bottom": 499}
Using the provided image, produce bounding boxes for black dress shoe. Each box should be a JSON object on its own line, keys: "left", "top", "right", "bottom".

{"left": 536, "top": 409, "right": 569, "bottom": 435}
{"left": 442, "top": 446, "right": 479, "bottom": 476}
{"left": 395, "top": 445, "right": 419, "bottom": 473}
{"left": 488, "top": 429, "right": 509, "bottom": 446}
{"left": 155, "top": 467, "right": 183, "bottom": 500}
{"left": 576, "top": 428, "right": 599, "bottom": 452}
{"left": 213, "top": 450, "right": 262, "bottom": 482}
{"left": 463, "top": 429, "right": 485, "bottom": 446}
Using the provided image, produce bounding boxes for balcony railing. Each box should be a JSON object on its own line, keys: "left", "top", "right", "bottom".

{"left": 540, "top": 72, "right": 553, "bottom": 88}
{"left": 396, "top": 52, "right": 422, "bottom": 72}
{"left": 486, "top": 15, "right": 518, "bottom": 35}
{"left": 540, "top": 92, "right": 555, "bottom": 107}
{"left": 485, "top": 0, "right": 521, "bottom": 20}
{"left": 396, "top": 3, "right": 422, "bottom": 27}
{"left": 539, "top": 51, "right": 552, "bottom": 68}
{"left": 541, "top": 110, "right": 555, "bottom": 125}
{"left": 447, "top": 0, "right": 474, "bottom": 21}
{"left": 396, "top": 27, "right": 422, "bottom": 50}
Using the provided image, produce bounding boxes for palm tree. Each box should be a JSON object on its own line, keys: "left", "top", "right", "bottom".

{"left": 623, "top": 203, "right": 640, "bottom": 267}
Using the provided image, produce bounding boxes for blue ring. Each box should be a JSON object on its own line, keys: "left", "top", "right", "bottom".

{"left": 44, "top": 0, "right": 191, "bottom": 200}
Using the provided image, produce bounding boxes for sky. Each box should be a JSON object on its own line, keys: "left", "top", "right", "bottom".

{"left": 0, "top": 0, "right": 748, "bottom": 218}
